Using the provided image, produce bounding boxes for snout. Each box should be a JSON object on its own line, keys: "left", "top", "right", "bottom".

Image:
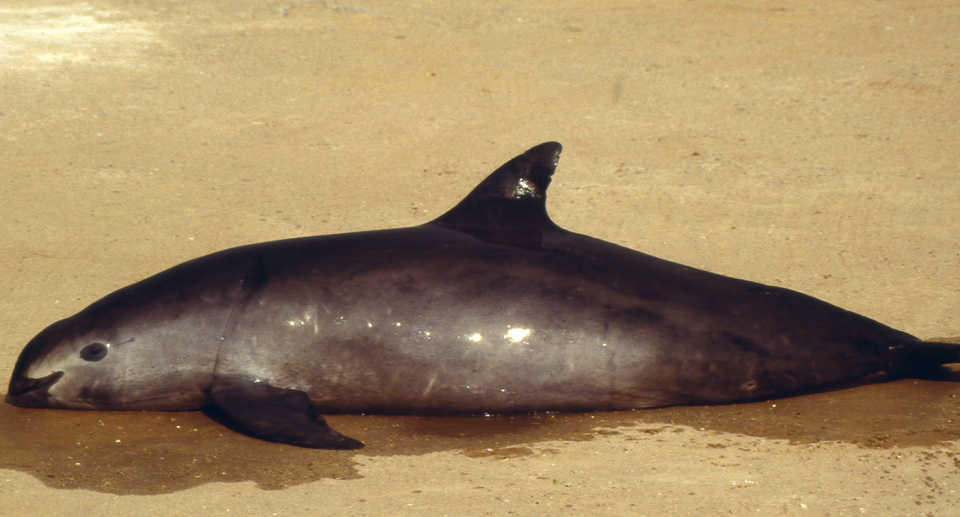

{"left": 5, "top": 370, "right": 63, "bottom": 407}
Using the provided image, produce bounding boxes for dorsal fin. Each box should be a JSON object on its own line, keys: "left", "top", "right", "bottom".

{"left": 429, "top": 142, "right": 564, "bottom": 246}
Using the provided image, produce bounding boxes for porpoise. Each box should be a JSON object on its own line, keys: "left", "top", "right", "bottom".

{"left": 7, "top": 142, "right": 958, "bottom": 449}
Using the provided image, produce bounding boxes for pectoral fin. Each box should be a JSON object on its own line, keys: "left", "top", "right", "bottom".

{"left": 209, "top": 377, "right": 363, "bottom": 450}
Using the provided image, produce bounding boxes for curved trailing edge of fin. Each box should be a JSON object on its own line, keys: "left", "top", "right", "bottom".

{"left": 429, "top": 142, "right": 564, "bottom": 247}
{"left": 209, "top": 376, "right": 364, "bottom": 450}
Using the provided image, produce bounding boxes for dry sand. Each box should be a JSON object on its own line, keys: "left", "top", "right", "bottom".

{"left": 1, "top": 0, "right": 958, "bottom": 515}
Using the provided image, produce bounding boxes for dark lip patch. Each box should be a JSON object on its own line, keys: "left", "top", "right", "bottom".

{"left": 5, "top": 371, "right": 64, "bottom": 405}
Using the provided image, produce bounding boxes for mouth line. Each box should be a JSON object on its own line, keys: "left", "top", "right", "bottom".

{"left": 6, "top": 370, "right": 64, "bottom": 400}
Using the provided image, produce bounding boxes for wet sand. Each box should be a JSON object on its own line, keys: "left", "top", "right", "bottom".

{"left": 1, "top": 1, "right": 958, "bottom": 514}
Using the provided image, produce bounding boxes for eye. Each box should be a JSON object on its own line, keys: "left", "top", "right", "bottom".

{"left": 80, "top": 342, "right": 108, "bottom": 362}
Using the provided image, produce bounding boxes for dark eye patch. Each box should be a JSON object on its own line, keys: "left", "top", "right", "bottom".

{"left": 80, "top": 342, "right": 108, "bottom": 362}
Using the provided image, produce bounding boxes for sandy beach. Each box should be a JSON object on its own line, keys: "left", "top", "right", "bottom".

{"left": 1, "top": 1, "right": 958, "bottom": 514}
